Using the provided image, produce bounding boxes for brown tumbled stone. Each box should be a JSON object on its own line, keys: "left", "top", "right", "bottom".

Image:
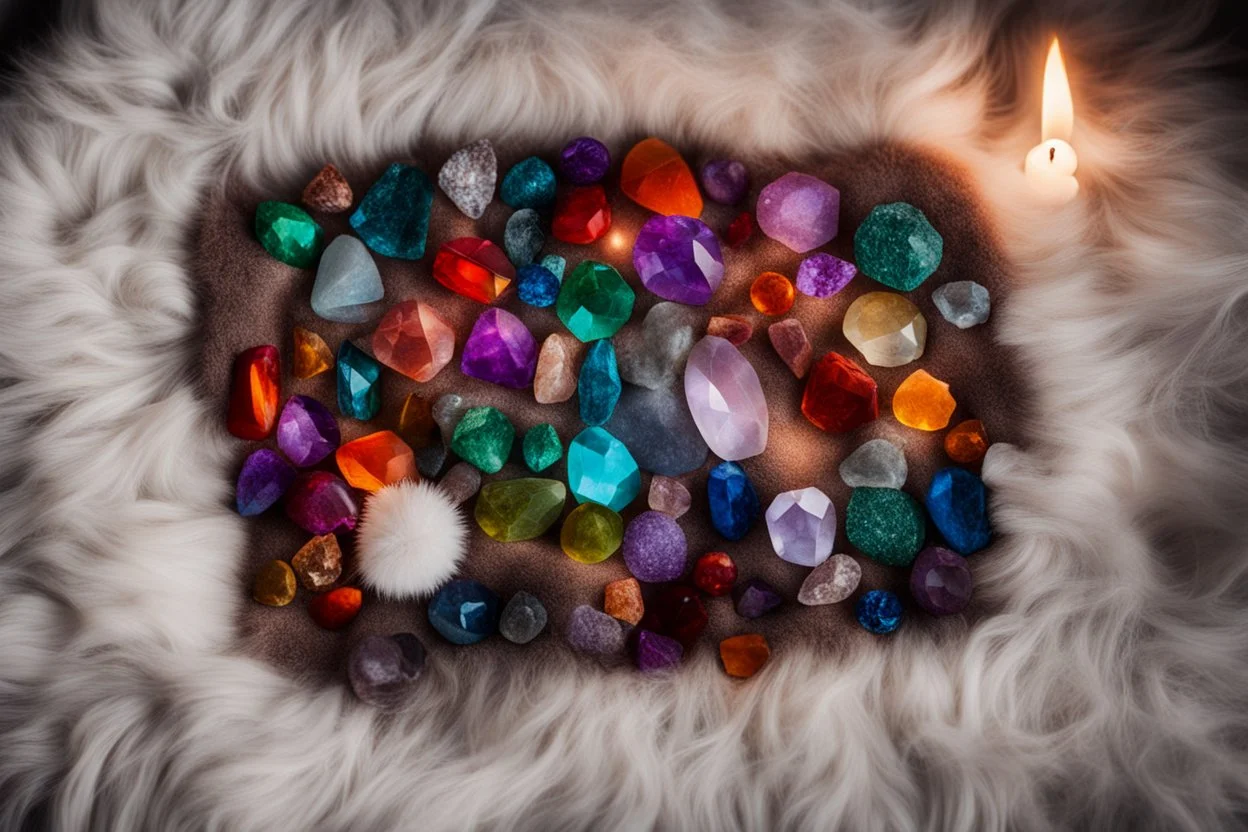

{"left": 253, "top": 560, "right": 297, "bottom": 606}
{"left": 302, "top": 164, "right": 354, "bottom": 213}
{"left": 706, "top": 315, "right": 753, "bottom": 346}
{"left": 534, "top": 332, "right": 581, "bottom": 404}
{"left": 768, "top": 318, "right": 813, "bottom": 378}
{"left": 291, "top": 534, "right": 343, "bottom": 592}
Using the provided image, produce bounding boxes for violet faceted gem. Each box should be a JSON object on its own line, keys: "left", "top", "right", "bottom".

{"left": 756, "top": 172, "right": 840, "bottom": 253}
{"left": 765, "top": 487, "right": 837, "bottom": 568}
{"left": 284, "top": 470, "right": 359, "bottom": 535}
{"left": 635, "top": 630, "right": 683, "bottom": 673}
{"left": 559, "top": 136, "right": 611, "bottom": 185}
{"left": 235, "top": 448, "right": 296, "bottom": 516}
{"left": 684, "top": 335, "right": 769, "bottom": 460}
{"left": 632, "top": 215, "right": 724, "bottom": 306}
{"left": 909, "top": 546, "right": 973, "bottom": 616}
{"left": 796, "top": 253, "right": 857, "bottom": 298}
{"left": 460, "top": 307, "right": 538, "bottom": 389}
{"left": 733, "top": 578, "right": 783, "bottom": 619}
{"left": 276, "top": 394, "right": 341, "bottom": 466}
{"left": 700, "top": 159, "right": 749, "bottom": 205}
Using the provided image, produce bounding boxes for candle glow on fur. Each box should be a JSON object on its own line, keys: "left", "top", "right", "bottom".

{"left": 1024, "top": 38, "right": 1079, "bottom": 203}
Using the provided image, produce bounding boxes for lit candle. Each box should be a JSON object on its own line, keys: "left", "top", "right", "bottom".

{"left": 1024, "top": 38, "right": 1078, "bottom": 203}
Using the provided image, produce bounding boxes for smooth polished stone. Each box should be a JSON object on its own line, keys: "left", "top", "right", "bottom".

{"left": 276, "top": 394, "right": 341, "bottom": 467}
{"left": 856, "top": 589, "right": 903, "bottom": 634}
{"left": 522, "top": 423, "right": 563, "bottom": 473}
{"left": 684, "top": 336, "right": 769, "bottom": 461}
{"left": 648, "top": 475, "right": 691, "bottom": 518}
{"left": 227, "top": 345, "right": 280, "bottom": 440}
{"left": 559, "top": 136, "right": 610, "bottom": 184}
{"left": 557, "top": 260, "right": 635, "bottom": 342}
{"left": 566, "top": 427, "right": 641, "bottom": 511}
{"left": 732, "top": 578, "right": 782, "bottom": 619}
{"left": 335, "top": 430, "right": 417, "bottom": 492}
{"left": 533, "top": 333, "right": 581, "bottom": 404}
{"left": 551, "top": 184, "right": 612, "bottom": 244}
{"left": 427, "top": 579, "right": 500, "bottom": 644}
{"left": 636, "top": 630, "right": 683, "bottom": 673}
{"left": 500, "top": 156, "right": 557, "bottom": 209}
{"left": 302, "top": 164, "right": 353, "bottom": 213}
{"left": 945, "top": 419, "right": 989, "bottom": 464}
{"left": 285, "top": 471, "right": 359, "bottom": 535}
{"left": 475, "top": 478, "right": 566, "bottom": 542}
{"left": 349, "top": 163, "right": 434, "bottom": 260}
{"left": 335, "top": 341, "right": 382, "bottom": 420}
{"left": 578, "top": 340, "right": 621, "bottom": 426}
{"left": 617, "top": 302, "right": 695, "bottom": 391}
{"left": 926, "top": 467, "right": 991, "bottom": 555}
{"left": 311, "top": 236, "right": 384, "bottom": 323}
{"left": 397, "top": 394, "right": 438, "bottom": 449}
{"left": 707, "top": 315, "right": 753, "bottom": 347}
{"left": 854, "top": 202, "right": 943, "bottom": 291}
{"left": 795, "top": 253, "right": 856, "bottom": 298}
{"left": 843, "top": 291, "right": 927, "bottom": 368}
{"left": 893, "top": 369, "right": 956, "bottom": 431}
{"left": 236, "top": 448, "right": 295, "bottom": 517}
{"left": 561, "top": 502, "right": 623, "bottom": 564}
{"left": 801, "top": 352, "right": 878, "bottom": 434}
{"left": 438, "top": 461, "right": 482, "bottom": 506}
{"left": 620, "top": 137, "right": 702, "bottom": 217}
{"left": 604, "top": 577, "right": 644, "bottom": 625}
{"left": 933, "top": 280, "right": 991, "bottom": 329}
{"left": 292, "top": 326, "right": 333, "bottom": 379}
{"left": 765, "top": 487, "right": 837, "bottom": 568}
{"left": 839, "top": 438, "right": 907, "bottom": 489}
{"left": 461, "top": 308, "right": 538, "bottom": 389}
{"left": 707, "top": 461, "right": 761, "bottom": 541}
{"left": 910, "top": 546, "right": 973, "bottom": 615}
{"left": 566, "top": 605, "right": 626, "bottom": 655}
{"left": 450, "top": 406, "right": 515, "bottom": 474}
{"left": 622, "top": 511, "right": 688, "bottom": 583}
{"left": 845, "top": 487, "right": 925, "bottom": 567}
{"left": 291, "top": 533, "right": 342, "bottom": 592}
{"left": 755, "top": 172, "right": 839, "bottom": 253}
{"left": 504, "top": 208, "right": 544, "bottom": 267}
{"left": 499, "top": 591, "right": 547, "bottom": 644}
{"left": 639, "top": 584, "right": 707, "bottom": 648}
{"left": 632, "top": 214, "right": 724, "bottom": 306}
{"left": 347, "top": 633, "right": 426, "bottom": 709}
{"left": 726, "top": 211, "right": 754, "bottom": 247}
{"left": 700, "top": 159, "right": 748, "bottom": 204}
{"left": 797, "top": 554, "right": 861, "bottom": 605}
{"left": 692, "top": 552, "right": 736, "bottom": 596}
{"left": 253, "top": 560, "right": 297, "bottom": 606}
{"left": 749, "top": 271, "right": 795, "bottom": 316}
{"left": 255, "top": 201, "right": 323, "bottom": 268}
{"left": 516, "top": 263, "right": 561, "bottom": 307}
{"left": 371, "top": 300, "right": 454, "bottom": 382}
{"left": 437, "top": 138, "right": 496, "bottom": 219}
{"left": 720, "top": 634, "right": 769, "bottom": 678}
{"left": 767, "top": 318, "right": 812, "bottom": 377}
{"left": 432, "top": 237, "right": 515, "bottom": 304}
{"left": 605, "top": 384, "right": 708, "bottom": 477}
{"left": 432, "top": 393, "right": 470, "bottom": 441}
{"left": 309, "top": 586, "right": 363, "bottom": 630}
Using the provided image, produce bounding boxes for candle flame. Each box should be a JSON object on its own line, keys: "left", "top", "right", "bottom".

{"left": 1041, "top": 38, "right": 1074, "bottom": 143}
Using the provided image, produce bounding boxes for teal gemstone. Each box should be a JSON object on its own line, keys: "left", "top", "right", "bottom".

{"left": 540, "top": 254, "right": 566, "bottom": 281}
{"left": 853, "top": 202, "right": 943, "bottom": 292}
{"left": 522, "top": 423, "right": 563, "bottom": 473}
{"left": 349, "top": 163, "right": 435, "bottom": 260}
{"left": 926, "top": 467, "right": 991, "bottom": 554}
{"left": 845, "top": 487, "right": 926, "bottom": 566}
{"left": 578, "top": 339, "right": 621, "bottom": 426}
{"left": 336, "top": 341, "right": 382, "bottom": 420}
{"left": 556, "top": 260, "right": 635, "bottom": 342}
{"left": 566, "top": 427, "right": 640, "bottom": 512}
{"left": 255, "top": 201, "right": 324, "bottom": 268}
{"left": 450, "top": 406, "right": 516, "bottom": 474}
{"left": 500, "top": 156, "right": 557, "bottom": 209}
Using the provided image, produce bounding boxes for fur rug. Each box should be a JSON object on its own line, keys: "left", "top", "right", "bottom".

{"left": 2, "top": 0, "right": 1248, "bottom": 829}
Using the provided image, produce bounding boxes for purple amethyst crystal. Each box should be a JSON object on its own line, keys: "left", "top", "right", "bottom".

{"left": 284, "top": 471, "right": 359, "bottom": 535}
{"left": 235, "top": 448, "right": 296, "bottom": 516}
{"left": 732, "top": 578, "right": 783, "bottom": 619}
{"left": 796, "top": 253, "right": 857, "bottom": 298}
{"left": 347, "top": 633, "right": 427, "bottom": 709}
{"left": 756, "top": 172, "right": 840, "bottom": 253}
{"left": 622, "top": 510, "right": 689, "bottom": 583}
{"left": 276, "top": 394, "right": 341, "bottom": 466}
{"left": 909, "top": 546, "right": 973, "bottom": 616}
{"left": 700, "top": 159, "right": 749, "bottom": 204}
{"left": 632, "top": 215, "right": 725, "bottom": 306}
{"left": 460, "top": 307, "right": 538, "bottom": 389}
{"left": 559, "top": 136, "right": 611, "bottom": 185}
{"left": 635, "top": 630, "right": 683, "bottom": 672}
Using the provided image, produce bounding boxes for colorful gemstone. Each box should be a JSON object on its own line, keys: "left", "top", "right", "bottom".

{"left": 371, "top": 301, "right": 455, "bottom": 382}
{"left": 309, "top": 586, "right": 363, "bottom": 630}
{"left": 622, "top": 510, "right": 688, "bottom": 583}
{"left": 933, "top": 280, "right": 991, "bottom": 329}
{"left": 707, "top": 461, "right": 761, "bottom": 541}
{"left": 533, "top": 333, "right": 581, "bottom": 404}
{"left": 235, "top": 449, "right": 295, "bottom": 516}
{"left": 561, "top": 502, "right": 623, "bottom": 564}
{"left": 556, "top": 260, "right": 635, "bottom": 342}
{"left": 292, "top": 326, "right": 334, "bottom": 379}
{"left": 795, "top": 253, "right": 856, "bottom": 298}
{"left": 854, "top": 202, "right": 943, "bottom": 291}
{"left": 839, "top": 438, "right": 907, "bottom": 489}
{"left": 335, "top": 431, "right": 417, "bottom": 492}
{"left": 335, "top": 341, "right": 382, "bottom": 420}
{"left": 311, "top": 235, "right": 384, "bottom": 323}
{"left": 755, "top": 172, "right": 839, "bottom": 253}
{"left": 621, "top": 138, "right": 702, "bottom": 217}
{"left": 500, "top": 156, "right": 556, "bottom": 209}
{"left": 347, "top": 633, "right": 426, "bottom": 709}
{"left": 765, "top": 487, "right": 837, "bottom": 568}
{"left": 475, "top": 478, "right": 566, "bottom": 542}
{"left": 276, "top": 394, "right": 341, "bottom": 466}
{"left": 349, "top": 163, "right": 434, "bottom": 260}
{"left": 926, "top": 467, "right": 991, "bottom": 555}
{"left": 566, "top": 605, "right": 626, "bottom": 654}
{"left": 427, "top": 579, "right": 500, "bottom": 644}
{"left": 720, "top": 634, "right": 769, "bottom": 678}
{"left": 227, "top": 345, "right": 280, "bottom": 440}
{"left": 603, "top": 577, "right": 644, "bottom": 625}
{"left": 503, "top": 209, "right": 544, "bottom": 268}
{"left": 551, "top": 184, "right": 612, "bottom": 244}
{"left": 461, "top": 308, "right": 538, "bottom": 389}
{"left": 749, "top": 271, "right": 795, "bottom": 316}
{"left": 726, "top": 211, "right": 754, "bottom": 247}
{"left": 845, "top": 487, "right": 925, "bottom": 567}
{"left": 255, "top": 201, "right": 324, "bottom": 268}
{"left": 291, "top": 533, "right": 342, "bottom": 592}
{"left": 450, "top": 406, "right": 515, "bottom": 474}
{"left": 605, "top": 384, "right": 708, "bottom": 477}
{"left": 640, "top": 584, "right": 707, "bottom": 648}
{"left": 801, "top": 352, "right": 879, "bottom": 433}
{"left": 499, "top": 591, "right": 548, "bottom": 644}
{"left": 648, "top": 475, "right": 691, "bottom": 518}
{"left": 284, "top": 471, "right": 359, "bottom": 535}
{"left": 540, "top": 254, "right": 566, "bottom": 280}
{"left": 910, "top": 546, "right": 972, "bottom": 615}
{"left": 855, "top": 589, "right": 903, "bottom": 634}
{"left": 516, "top": 263, "right": 561, "bottom": 307}
{"left": 707, "top": 315, "right": 753, "bottom": 347}
{"left": 616, "top": 301, "right": 695, "bottom": 390}
{"left": 700, "top": 159, "right": 748, "bottom": 204}
{"left": 767, "top": 318, "right": 812, "bottom": 377}
{"left": 522, "top": 423, "right": 563, "bottom": 473}
{"left": 397, "top": 394, "right": 438, "bottom": 449}
{"left": 578, "top": 339, "right": 621, "bottom": 426}
{"left": 692, "top": 552, "right": 737, "bottom": 596}
{"left": 945, "top": 419, "right": 989, "bottom": 464}
{"left": 632, "top": 214, "right": 724, "bottom": 306}
{"left": 566, "top": 427, "right": 641, "bottom": 511}
{"left": 302, "top": 164, "right": 353, "bottom": 213}
{"left": 684, "top": 336, "right": 769, "bottom": 461}
{"left": 432, "top": 237, "right": 515, "bottom": 304}
{"left": 797, "top": 554, "right": 861, "bottom": 605}
{"left": 636, "top": 630, "right": 683, "bottom": 673}
{"left": 437, "top": 138, "right": 496, "bottom": 219}
{"left": 893, "top": 369, "right": 956, "bottom": 431}
{"left": 843, "top": 292, "right": 927, "bottom": 368}
{"left": 559, "top": 136, "right": 611, "bottom": 184}
{"left": 733, "top": 578, "right": 783, "bottom": 618}
{"left": 253, "top": 560, "right": 296, "bottom": 606}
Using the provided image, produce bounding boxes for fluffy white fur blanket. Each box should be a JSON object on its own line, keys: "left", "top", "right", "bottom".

{"left": 2, "top": 0, "right": 1247, "bottom": 829}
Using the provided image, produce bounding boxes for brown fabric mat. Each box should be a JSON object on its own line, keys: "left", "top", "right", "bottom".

{"left": 194, "top": 141, "right": 1030, "bottom": 684}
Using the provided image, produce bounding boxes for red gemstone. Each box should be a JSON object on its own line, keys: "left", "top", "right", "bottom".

{"left": 309, "top": 586, "right": 362, "bottom": 630}
{"left": 801, "top": 352, "right": 879, "bottom": 433}
{"left": 432, "top": 237, "right": 515, "bottom": 303}
{"left": 726, "top": 212, "right": 754, "bottom": 247}
{"left": 552, "top": 185, "right": 612, "bottom": 244}
{"left": 693, "top": 552, "right": 737, "bottom": 596}
{"left": 227, "top": 345, "right": 280, "bottom": 440}
{"left": 639, "top": 584, "right": 708, "bottom": 648}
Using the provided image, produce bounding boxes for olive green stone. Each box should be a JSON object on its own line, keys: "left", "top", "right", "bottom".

{"left": 522, "top": 423, "right": 563, "bottom": 473}
{"left": 475, "top": 478, "right": 567, "bottom": 542}
{"left": 255, "top": 201, "right": 324, "bottom": 268}
{"left": 853, "top": 202, "right": 943, "bottom": 292}
{"left": 560, "top": 502, "right": 623, "bottom": 564}
{"left": 556, "top": 261, "right": 635, "bottom": 342}
{"left": 845, "top": 487, "right": 926, "bottom": 567}
{"left": 450, "top": 406, "right": 515, "bottom": 474}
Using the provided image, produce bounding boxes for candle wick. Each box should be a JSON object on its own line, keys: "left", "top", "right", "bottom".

{"left": 1049, "top": 146, "right": 1056, "bottom": 163}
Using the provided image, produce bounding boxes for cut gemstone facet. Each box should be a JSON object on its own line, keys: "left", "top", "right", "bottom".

{"left": 556, "top": 260, "right": 635, "bottom": 342}
{"left": 432, "top": 237, "right": 515, "bottom": 304}
{"left": 566, "top": 427, "right": 640, "bottom": 512}
{"left": 371, "top": 301, "right": 455, "bottom": 382}
{"left": 620, "top": 138, "right": 702, "bottom": 217}
{"left": 631, "top": 214, "right": 724, "bottom": 306}
{"left": 311, "top": 235, "right": 385, "bottom": 323}
{"left": 765, "top": 487, "right": 837, "bottom": 568}
{"left": 349, "top": 163, "right": 435, "bottom": 260}
{"left": 684, "top": 336, "right": 768, "bottom": 461}
{"left": 843, "top": 292, "right": 927, "bottom": 368}
{"left": 460, "top": 308, "right": 538, "bottom": 389}
{"left": 227, "top": 345, "right": 280, "bottom": 440}
{"left": 801, "top": 352, "right": 878, "bottom": 434}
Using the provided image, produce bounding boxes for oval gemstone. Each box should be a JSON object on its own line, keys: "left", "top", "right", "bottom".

{"left": 707, "top": 461, "right": 761, "bottom": 541}
{"left": 500, "top": 157, "right": 556, "bottom": 209}
{"left": 856, "top": 590, "right": 903, "bottom": 634}
{"left": 311, "top": 235, "right": 384, "bottom": 323}
{"left": 699, "top": 159, "right": 748, "bottom": 205}
{"left": 755, "top": 172, "right": 840, "bottom": 253}
{"left": 620, "top": 138, "right": 702, "bottom": 217}
{"left": 801, "top": 352, "right": 878, "bottom": 434}
{"left": 559, "top": 136, "right": 611, "bottom": 184}
{"left": 474, "top": 478, "right": 567, "bottom": 542}
{"left": 276, "top": 394, "right": 341, "bottom": 467}
{"left": 556, "top": 261, "right": 635, "bottom": 342}
{"left": 560, "top": 502, "right": 624, "bottom": 564}
{"left": 284, "top": 471, "right": 359, "bottom": 535}
{"left": 854, "top": 202, "right": 943, "bottom": 292}
{"left": 460, "top": 308, "right": 538, "bottom": 389}
{"left": 622, "top": 511, "right": 688, "bottom": 583}
{"left": 427, "top": 579, "right": 501, "bottom": 644}
{"left": 309, "top": 586, "right": 363, "bottom": 630}
{"left": 910, "top": 546, "right": 973, "bottom": 615}
{"left": 765, "top": 487, "right": 837, "bottom": 568}
{"left": 693, "top": 552, "right": 737, "bottom": 596}
{"left": 227, "top": 345, "right": 280, "bottom": 440}
{"left": 432, "top": 237, "right": 515, "bottom": 304}
{"left": 253, "top": 560, "right": 297, "bottom": 606}
{"left": 797, "top": 553, "right": 861, "bottom": 606}
{"left": 371, "top": 301, "right": 455, "bottom": 382}
{"left": 684, "top": 336, "right": 769, "bottom": 461}
{"left": 566, "top": 427, "right": 641, "bottom": 512}
{"left": 926, "top": 467, "right": 991, "bottom": 555}
{"left": 235, "top": 449, "right": 296, "bottom": 517}
{"left": 631, "top": 215, "right": 724, "bottom": 306}
{"left": 845, "top": 487, "right": 925, "bottom": 567}
{"left": 842, "top": 292, "right": 927, "bottom": 368}
{"left": 749, "top": 271, "right": 795, "bottom": 316}
{"left": 347, "top": 632, "right": 427, "bottom": 709}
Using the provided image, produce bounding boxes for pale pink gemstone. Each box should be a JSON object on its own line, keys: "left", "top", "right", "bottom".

{"left": 683, "top": 336, "right": 769, "bottom": 460}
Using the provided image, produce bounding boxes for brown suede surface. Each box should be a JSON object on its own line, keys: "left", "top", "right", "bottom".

{"left": 194, "top": 142, "right": 1029, "bottom": 684}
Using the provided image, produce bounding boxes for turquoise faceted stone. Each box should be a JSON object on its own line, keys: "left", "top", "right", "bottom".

{"left": 427, "top": 579, "right": 501, "bottom": 645}
{"left": 557, "top": 260, "right": 635, "bottom": 342}
{"left": 578, "top": 339, "right": 621, "bottom": 426}
{"left": 566, "top": 427, "right": 640, "bottom": 512}
{"left": 500, "top": 156, "right": 557, "bottom": 209}
{"left": 853, "top": 202, "right": 943, "bottom": 292}
{"left": 707, "top": 461, "right": 761, "bottom": 541}
{"left": 349, "top": 163, "right": 435, "bottom": 260}
{"left": 926, "top": 467, "right": 991, "bottom": 554}
{"left": 336, "top": 341, "right": 382, "bottom": 420}
{"left": 255, "top": 201, "right": 324, "bottom": 268}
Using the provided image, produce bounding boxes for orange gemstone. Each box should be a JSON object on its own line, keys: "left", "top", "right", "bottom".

{"left": 308, "top": 586, "right": 362, "bottom": 630}
{"left": 892, "top": 369, "right": 956, "bottom": 431}
{"left": 227, "top": 345, "right": 280, "bottom": 440}
{"left": 432, "top": 237, "right": 515, "bottom": 303}
{"left": 397, "top": 393, "right": 438, "bottom": 448}
{"left": 604, "top": 577, "right": 644, "bottom": 626}
{"left": 292, "top": 327, "right": 334, "bottom": 379}
{"left": 719, "top": 634, "right": 770, "bottom": 678}
{"left": 620, "top": 138, "right": 703, "bottom": 217}
{"left": 371, "top": 300, "right": 455, "bottom": 382}
{"left": 750, "top": 271, "right": 795, "bottom": 316}
{"left": 335, "top": 430, "right": 417, "bottom": 492}
{"left": 945, "top": 418, "right": 989, "bottom": 463}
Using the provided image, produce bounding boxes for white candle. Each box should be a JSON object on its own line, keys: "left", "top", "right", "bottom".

{"left": 1025, "top": 39, "right": 1079, "bottom": 203}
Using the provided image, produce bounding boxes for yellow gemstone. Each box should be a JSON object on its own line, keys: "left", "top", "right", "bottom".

{"left": 293, "top": 326, "right": 334, "bottom": 379}
{"left": 253, "top": 560, "right": 297, "bottom": 606}
{"left": 842, "top": 291, "right": 926, "bottom": 368}
{"left": 560, "top": 502, "right": 623, "bottom": 564}
{"left": 892, "top": 369, "right": 956, "bottom": 431}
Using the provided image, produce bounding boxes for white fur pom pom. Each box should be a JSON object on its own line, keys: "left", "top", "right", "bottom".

{"left": 356, "top": 480, "right": 467, "bottom": 599}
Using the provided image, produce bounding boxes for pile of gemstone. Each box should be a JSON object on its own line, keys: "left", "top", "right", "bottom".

{"left": 234, "top": 135, "right": 994, "bottom": 701}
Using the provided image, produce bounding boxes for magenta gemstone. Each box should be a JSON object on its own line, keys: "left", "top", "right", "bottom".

{"left": 635, "top": 629, "right": 683, "bottom": 673}
{"left": 796, "top": 253, "right": 857, "bottom": 298}
{"left": 700, "top": 159, "right": 748, "bottom": 204}
{"left": 284, "top": 470, "right": 359, "bottom": 535}
{"left": 909, "top": 546, "right": 972, "bottom": 616}
{"left": 235, "top": 448, "right": 296, "bottom": 516}
{"left": 756, "top": 172, "right": 840, "bottom": 253}
{"left": 559, "top": 136, "right": 611, "bottom": 185}
{"left": 732, "top": 578, "right": 783, "bottom": 619}
{"left": 460, "top": 307, "right": 538, "bottom": 389}
{"left": 276, "top": 394, "right": 341, "bottom": 466}
{"left": 632, "top": 215, "right": 724, "bottom": 306}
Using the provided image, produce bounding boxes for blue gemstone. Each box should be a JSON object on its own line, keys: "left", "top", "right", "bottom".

{"left": 336, "top": 341, "right": 382, "bottom": 420}
{"left": 926, "top": 467, "right": 991, "bottom": 555}
{"left": 855, "top": 590, "right": 903, "bottom": 634}
{"left": 707, "top": 461, "right": 761, "bottom": 541}
{"left": 540, "top": 254, "right": 566, "bottom": 281}
{"left": 516, "top": 264, "right": 561, "bottom": 307}
{"left": 566, "top": 427, "right": 640, "bottom": 511}
{"left": 427, "top": 579, "right": 501, "bottom": 645}
{"left": 500, "top": 157, "right": 557, "bottom": 209}
{"left": 578, "top": 339, "right": 621, "bottom": 426}
{"left": 349, "top": 163, "right": 434, "bottom": 260}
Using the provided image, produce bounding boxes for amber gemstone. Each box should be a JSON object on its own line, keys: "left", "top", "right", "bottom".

{"left": 292, "top": 327, "right": 334, "bottom": 380}
{"left": 639, "top": 584, "right": 708, "bottom": 648}
{"left": 291, "top": 534, "right": 343, "bottom": 592}
{"left": 893, "top": 369, "right": 957, "bottom": 431}
{"left": 750, "top": 271, "right": 795, "bottom": 316}
{"left": 945, "top": 419, "right": 989, "bottom": 463}
{"left": 621, "top": 138, "right": 703, "bottom": 217}
{"left": 693, "top": 552, "right": 737, "bottom": 596}
{"left": 397, "top": 394, "right": 438, "bottom": 449}
{"left": 336, "top": 430, "right": 418, "bottom": 492}
{"left": 253, "top": 560, "right": 296, "bottom": 606}
{"left": 720, "top": 634, "right": 770, "bottom": 678}
{"left": 801, "top": 352, "right": 879, "bottom": 433}
{"left": 371, "top": 301, "right": 455, "bottom": 382}
{"left": 604, "top": 577, "right": 645, "bottom": 626}
{"left": 432, "top": 237, "right": 515, "bottom": 303}
{"left": 551, "top": 184, "right": 612, "bottom": 244}
{"left": 227, "top": 345, "right": 280, "bottom": 440}
{"left": 309, "top": 586, "right": 363, "bottom": 630}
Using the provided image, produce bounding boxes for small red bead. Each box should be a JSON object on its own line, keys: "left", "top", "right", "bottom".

{"left": 639, "top": 584, "right": 708, "bottom": 648}
{"left": 693, "top": 552, "right": 737, "bottom": 596}
{"left": 308, "top": 586, "right": 362, "bottom": 630}
{"left": 227, "top": 345, "right": 280, "bottom": 440}
{"left": 726, "top": 211, "right": 754, "bottom": 248}
{"left": 552, "top": 185, "right": 612, "bottom": 244}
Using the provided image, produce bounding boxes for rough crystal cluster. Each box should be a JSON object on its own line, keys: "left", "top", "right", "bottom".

{"left": 620, "top": 138, "right": 702, "bottom": 217}
{"left": 557, "top": 261, "right": 635, "bottom": 342}
{"left": 854, "top": 202, "right": 943, "bottom": 291}
{"left": 566, "top": 427, "right": 640, "bottom": 511}
{"left": 350, "top": 163, "right": 434, "bottom": 260}
{"left": 475, "top": 478, "right": 567, "bottom": 542}
{"left": 707, "top": 461, "right": 760, "bottom": 541}
{"left": 632, "top": 215, "right": 724, "bottom": 305}
{"left": 255, "top": 201, "right": 324, "bottom": 268}
{"left": 312, "top": 235, "right": 384, "bottom": 323}
{"left": 684, "top": 336, "right": 769, "bottom": 461}
{"left": 842, "top": 292, "right": 927, "bottom": 368}
{"left": 755, "top": 172, "right": 839, "bottom": 253}
{"left": 371, "top": 301, "right": 454, "bottom": 382}
{"left": 461, "top": 308, "right": 538, "bottom": 389}
{"left": 765, "top": 487, "right": 836, "bottom": 567}
{"left": 801, "top": 352, "right": 878, "bottom": 434}
{"left": 428, "top": 579, "right": 500, "bottom": 644}
{"left": 561, "top": 502, "right": 623, "bottom": 564}
{"left": 622, "top": 511, "right": 688, "bottom": 583}
{"left": 933, "top": 280, "right": 990, "bottom": 328}
{"left": 438, "top": 139, "right": 496, "bottom": 219}
{"left": 433, "top": 237, "right": 515, "bottom": 304}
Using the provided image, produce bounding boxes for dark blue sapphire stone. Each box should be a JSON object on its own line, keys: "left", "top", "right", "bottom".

{"left": 855, "top": 590, "right": 903, "bottom": 634}
{"left": 926, "top": 467, "right": 991, "bottom": 555}
{"left": 427, "top": 579, "right": 501, "bottom": 645}
{"left": 707, "top": 461, "right": 761, "bottom": 541}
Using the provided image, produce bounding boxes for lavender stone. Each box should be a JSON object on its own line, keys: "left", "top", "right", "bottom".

{"left": 567, "top": 605, "right": 626, "bottom": 654}
{"left": 733, "top": 578, "right": 783, "bottom": 619}
{"left": 700, "top": 159, "right": 748, "bottom": 204}
{"left": 347, "top": 633, "right": 426, "bottom": 709}
{"left": 235, "top": 448, "right": 296, "bottom": 516}
{"left": 559, "top": 136, "right": 611, "bottom": 185}
{"left": 796, "top": 253, "right": 857, "bottom": 298}
{"left": 460, "top": 307, "right": 538, "bottom": 389}
{"left": 632, "top": 215, "right": 724, "bottom": 306}
{"left": 636, "top": 630, "right": 683, "bottom": 673}
{"left": 909, "top": 546, "right": 973, "bottom": 616}
{"left": 276, "top": 394, "right": 341, "bottom": 467}
{"left": 622, "top": 510, "right": 688, "bottom": 583}
{"left": 756, "top": 172, "right": 840, "bottom": 253}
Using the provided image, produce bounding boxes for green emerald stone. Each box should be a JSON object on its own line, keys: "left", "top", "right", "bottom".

{"left": 556, "top": 261, "right": 635, "bottom": 342}
{"left": 522, "top": 423, "right": 563, "bottom": 473}
{"left": 255, "top": 201, "right": 324, "bottom": 268}
{"left": 450, "top": 406, "right": 515, "bottom": 474}
{"left": 853, "top": 202, "right": 943, "bottom": 292}
{"left": 475, "top": 478, "right": 567, "bottom": 542}
{"left": 845, "top": 487, "right": 925, "bottom": 567}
